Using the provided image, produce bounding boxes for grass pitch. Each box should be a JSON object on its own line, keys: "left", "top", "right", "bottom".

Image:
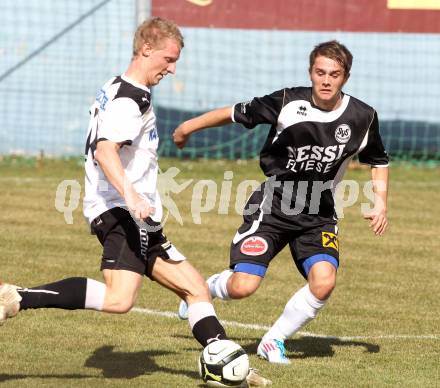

{"left": 0, "top": 158, "right": 439, "bottom": 387}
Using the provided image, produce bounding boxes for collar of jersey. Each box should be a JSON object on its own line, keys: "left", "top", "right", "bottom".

{"left": 121, "top": 73, "right": 151, "bottom": 93}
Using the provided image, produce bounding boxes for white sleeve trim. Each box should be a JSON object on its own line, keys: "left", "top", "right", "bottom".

{"left": 231, "top": 105, "right": 237, "bottom": 123}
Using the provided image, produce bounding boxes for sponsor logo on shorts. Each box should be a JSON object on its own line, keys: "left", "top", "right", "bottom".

{"left": 322, "top": 232, "right": 338, "bottom": 251}
{"left": 140, "top": 228, "right": 148, "bottom": 257}
{"left": 240, "top": 236, "right": 268, "bottom": 256}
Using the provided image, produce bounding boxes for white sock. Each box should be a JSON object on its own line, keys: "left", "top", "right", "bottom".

{"left": 208, "top": 270, "right": 233, "bottom": 300}
{"left": 187, "top": 301, "right": 216, "bottom": 329}
{"left": 84, "top": 278, "right": 106, "bottom": 311}
{"left": 263, "top": 284, "right": 326, "bottom": 341}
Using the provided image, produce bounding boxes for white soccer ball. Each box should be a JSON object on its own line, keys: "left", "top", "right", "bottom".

{"left": 198, "top": 339, "right": 249, "bottom": 387}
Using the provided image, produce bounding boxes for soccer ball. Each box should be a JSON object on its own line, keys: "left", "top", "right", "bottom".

{"left": 198, "top": 339, "right": 249, "bottom": 387}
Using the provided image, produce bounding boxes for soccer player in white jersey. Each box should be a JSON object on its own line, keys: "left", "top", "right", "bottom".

{"left": 0, "top": 18, "right": 270, "bottom": 384}
{"left": 174, "top": 41, "right": 389, "bottom": 364}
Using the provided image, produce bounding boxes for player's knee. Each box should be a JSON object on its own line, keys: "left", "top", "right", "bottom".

{"left": 309, "top": 275, "right": 336, "bottom": 300}
{"left": 105, "top": 290, "right": 136, "bottom": 313}
{"left": 308, "top": 261, "right": 337, "bottom": 300}
{"left": 112, "top": 298, "right": 135, "bottom": 313}
{"left": 228, "top": 276, "right": 259, "bottom": 299}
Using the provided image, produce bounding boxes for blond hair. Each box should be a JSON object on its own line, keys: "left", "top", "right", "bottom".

{"left": 133, "top": 17, "right": 184, "bottom": 56}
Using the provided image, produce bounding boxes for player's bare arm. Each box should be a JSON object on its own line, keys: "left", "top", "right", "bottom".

{"left": 364, "top": 166, "right": 389, "bottom": 236}
{"left": 173, "top": 106, "right": 233, "bottom": 148}
{"left": 95, "top": 140, "right": 153, "bottom": 220}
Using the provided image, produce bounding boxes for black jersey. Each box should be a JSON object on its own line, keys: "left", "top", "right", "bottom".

{"left": 232, "top": 87, "right": 389, "bottom": 222}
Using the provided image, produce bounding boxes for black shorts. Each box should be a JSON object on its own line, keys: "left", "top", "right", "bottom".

{"left": 230, "top": 188, "right": 339, "bottom": 279}
{"left": 91, "top": 207, "right": 185, "bottom": 279}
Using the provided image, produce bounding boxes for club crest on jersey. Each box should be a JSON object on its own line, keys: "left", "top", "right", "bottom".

{"left": 335, "top": 124, "right": 351, "bottom": 144}
{"left": 240, "top": 236, "right": 268, "bottom": 256}
{"left": 322, "top": 232, "right": 338, "bottom": 251}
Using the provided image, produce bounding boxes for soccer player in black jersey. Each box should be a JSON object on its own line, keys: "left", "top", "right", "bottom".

{"left": 0, "top": 18, "right": 272, "bottom": 384}
{"left": 174, "top": 40, "right": 389, "bottom": 364}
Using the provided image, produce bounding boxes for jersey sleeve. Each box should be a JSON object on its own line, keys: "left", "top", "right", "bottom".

{"left": 232, "top": 89, "right": 286, "bottom": 129}
{"left": 97, "top": 97, "right": 142, "bottom": 144}
{"left": 358, "top": 111, "right": 389, "bottom": 167}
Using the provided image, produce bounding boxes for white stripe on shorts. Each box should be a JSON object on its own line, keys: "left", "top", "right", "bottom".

{"left": 166, "top": 245, "right": 186, "bottom": 262}
{"left": 232, "top": 194, "right": 267, "bottom": 244}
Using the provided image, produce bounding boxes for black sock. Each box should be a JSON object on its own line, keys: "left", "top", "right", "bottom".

{"left": 192, "top": 315, "right": 227, "bottom": 347}
{"left": 18, "top": 277, "right": 87, "bottom": 310}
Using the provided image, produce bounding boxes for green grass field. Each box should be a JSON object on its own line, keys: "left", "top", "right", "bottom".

{"left": 0, "top": 158, "right": 439, "bottom": 387}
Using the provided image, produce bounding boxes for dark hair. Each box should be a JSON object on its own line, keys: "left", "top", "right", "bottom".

{"left": 309, "top": 40, "right": 353, "bottom": 75}
{"left": 133, "top": 17, "right": 184, "bottom": 56}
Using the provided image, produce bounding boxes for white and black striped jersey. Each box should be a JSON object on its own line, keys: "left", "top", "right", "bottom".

{"left": 83, "top": 74, "right": 162, "bottom": 224}
{"left": 232, "top": 86, "right": 389, "bottom": 221}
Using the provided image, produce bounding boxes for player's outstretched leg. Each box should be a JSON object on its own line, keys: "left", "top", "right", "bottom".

{"left": 0, "top": 277, "right": 108, "bottom": 325}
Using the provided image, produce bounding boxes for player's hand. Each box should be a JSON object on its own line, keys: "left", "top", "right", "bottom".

{"left": 363, "top": 208, "right": 388, "bottom": 236}
{"left": 133, "top": 198, "right": 155, "bottom": 221}
{"left": 125, "top": 190, "right": 154, "bottom": 221}
{"left": 173, "top": 124, "right": 190, "bottom": 149}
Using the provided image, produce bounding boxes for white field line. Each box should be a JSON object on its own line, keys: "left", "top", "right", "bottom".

{"left": 132, "top": 307, "right": 440, "bottom": 341}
